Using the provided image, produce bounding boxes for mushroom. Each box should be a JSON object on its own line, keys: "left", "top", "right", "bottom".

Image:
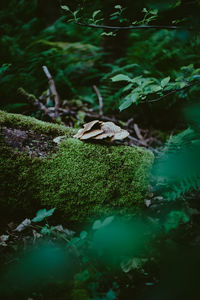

{"left": 73, "top": 120, "right": 129, "bottom": 141}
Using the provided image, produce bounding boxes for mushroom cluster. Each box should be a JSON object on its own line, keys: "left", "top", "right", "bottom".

{"left": 73, "top": 120, "right": 129, "bottom": 141}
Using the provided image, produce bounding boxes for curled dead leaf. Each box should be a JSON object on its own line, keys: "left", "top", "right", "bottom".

{"left": 73, "top": 120, "right": 129, "bottom": 141}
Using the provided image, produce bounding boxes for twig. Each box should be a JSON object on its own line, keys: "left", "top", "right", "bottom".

{"left": 93, "top": 85, "right": 103, "bottom": 116}
{"left": 133, "top": 123, "right": 147, "bottom": 146}
{"left": 46, "top": 88, "right": 51, "bottom": 106}
{"left": 126, "top": 117, "right": 134, "bottom": 127}
{"left": 147, "top": 80, "right": 200, "bottom": 103}
{"left": 128, "top": 135, "right": 147, "bottom": 146}
{"left": 74, "top": 21, "right": 195, "bottom": 31}
{"left": 18, "top": 88, "right": 56, "bottom": 120}
{"left": 42, "top": 66, "right": 60, "bottom": 115}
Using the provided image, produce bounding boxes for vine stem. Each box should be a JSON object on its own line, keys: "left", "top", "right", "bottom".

{"left": 74, "top": 21, "right": 195, "bottom": 31}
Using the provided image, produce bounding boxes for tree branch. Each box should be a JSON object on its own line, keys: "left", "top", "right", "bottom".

{"left": 74, "top": 21, "right": 195, "bottom": 31}
{"left": 93, "top": 85, "right": 103, "bottom": 116}
{"left": 18, "top": 88, "right": 57, "bottom": 121}
{"left": 147, "top": 80, "right": 200, "bottom": 103}
{"left": 42, "top": 66, "right": 60, "bottom": 116}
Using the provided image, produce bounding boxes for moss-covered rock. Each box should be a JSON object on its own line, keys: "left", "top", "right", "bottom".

{"left": 0, "top": 110, "right": 154, "bottom": 222}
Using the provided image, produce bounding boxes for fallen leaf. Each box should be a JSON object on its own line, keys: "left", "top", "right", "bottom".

{"left": 121, "top": 257, "right": 148, "bottom": 273}
{"left": 53, "top": 136, "right": 66, "bottom": 144}
{"left": 0, "top": 235, "right": 9, "bottom": 246}
{"left": 144, "top": 199, "right": 151, "bottom": 207}
{"left": 15, "top": 218, "right": 31, "bottom": 232}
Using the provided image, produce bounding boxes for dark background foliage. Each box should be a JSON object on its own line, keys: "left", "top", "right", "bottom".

{"left": 1, "top": 1, "right": 200, "bottom": 299}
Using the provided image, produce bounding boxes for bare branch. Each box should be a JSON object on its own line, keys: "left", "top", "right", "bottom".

{"left": 147, "top": 80, "right": 200, "bottom": 103}
{"left": 74, "top": 21, "right": 195, "bottom": 31}
{"left": 128, "top": 135, "right": 147, "bottom": 146}
{"left": 93, "top": 85, "right": 103, "bottom": 116}
{"left": 133, "top": 123, "right": 147, "bottom": 146}
{"left": 42, "top": 66, "right": 60, "bottom": 115}
{"left": 18, "top": 88, "right": 57, "bottom": 120}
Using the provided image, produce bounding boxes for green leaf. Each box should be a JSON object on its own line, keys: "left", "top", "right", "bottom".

{"left": 92, "top": 220, "right": 102, "bottom": 230}
{"left": 161, "top": 76, "right": 170, "bottom": 88}
{"left": 111, "top": 74, "right": 132, "bottom": 82}
{"left": 101, "top": 32, "right": 116, "bottom": 36}
{"left": 119, "top": 98, "right": 133, "bottom": 111}
{"left": 41, "top": 225, "right": 51, "bottom": 235}
{"left": 80, "top": 231, "right": 88, "bottom": 239}
{"left": 123, "top": 83, "right": 133, "bottom": 92}
{"left": 115, "top": 5, "right": 122, "bottom": 10}
{"left": 73, "top": 10, "right": 79, "bottom": 17}
{"left": 92, "top": 10, "right": 101, "bottom": 19}
{"left": 150, "top": 9, "right": 158, "bottom": 15}
{"left": 102, "top": 216, "right": 115, "bottom": 227}
{"left": 76, "top": 270, "right": 90, "bottom": 282}
{"left": 131, "top": 93, "right": 140, "bottom": 103}
{"left": 92, "top": 216, "right": 115, "bottom": 230}
{"left": 142, "top": 8, "right": 148, "bottom": 13}
{"left": 32, "top": 208, "right": 55, "bottom": 222}
{"left": 149, "top": 85, "right": 162, "bottom": 93}
{"left": 61, "top": 5, "right": 71, "bottom": 12}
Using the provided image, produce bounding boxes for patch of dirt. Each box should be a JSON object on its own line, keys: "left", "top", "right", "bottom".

{"left": 1, "top": 126, "right": 58, "bottom": 158}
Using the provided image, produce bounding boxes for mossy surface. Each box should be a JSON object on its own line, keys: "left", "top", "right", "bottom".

{"left": 0, "top": 110, "right": 154, "bottom": 222}
{"left": 0, "top": 109, "right": 76, "bottom": 136}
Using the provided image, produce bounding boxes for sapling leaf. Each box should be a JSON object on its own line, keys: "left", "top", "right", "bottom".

{"left": 102, "top": 216, "right": 115, "bottom": 227}
{"left": 142, "top": 8, "right": 148, "bottom": 13}
{"left": 32, "top": 208, "right": 55, "bottom": 222}
{"left": 92, "top": 220, "right": 102, "bottom": 230}
{"left": 41, "top": 225, "right": 51, "bottom": 235}
{"left": 119, "top": 98, "right": 133, "bottom": 111}
{"left": 61, "top": 5, "right": 71, "bottom": 12}
{"left": 101, "top": 32, "right": 116, "bottom": 36}
{"left": 111, "top": 74, "right": 132, "bottom": 82}
{"left": 161, "top": 76, "right": 170, "bottom": 88}
{"left": 115, "top": 5, "right": 122, "bottom": 10}
{"left": 92, "top": 216, "right": 114, "bottom": 230}
{"left": 92, "top": 10, "right": 101, "bottom": 19}
{"left": 80, "top": 231, "right": 88, "bottom": 239}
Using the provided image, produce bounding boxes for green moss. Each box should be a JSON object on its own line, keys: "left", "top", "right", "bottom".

{"left": 0, "top": 110, "right": 154, "bottom": 222}
{"left": 0, "top": 110, "right": 76, "bottom": 136}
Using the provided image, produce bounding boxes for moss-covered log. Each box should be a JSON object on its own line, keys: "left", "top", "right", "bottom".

{"left": 0, "top": 110, "right": 154, "bottom": 222}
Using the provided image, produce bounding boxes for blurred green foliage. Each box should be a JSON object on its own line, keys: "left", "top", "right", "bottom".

{"left": 0, "top": 0, "right": 102, "bottom": 109}
{"left": 1, "top": 0, "right": 200, "bottom": 117}
{"left": 0, "top": 208, "right": 192, "bottom": 299}
{"left": 1, "top": 1, "right": 200, "bottom": 298}
{"left": 153, "top": 103, "right": 200, "bottom": 200}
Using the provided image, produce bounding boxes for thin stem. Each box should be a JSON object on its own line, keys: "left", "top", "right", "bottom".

{"left": 147, "top": 80, "right": 200, "bottom": 103}
{"left": 93, "top": 85, "right": 103, "bottom": 116}
{"left": 74, "top": 21, "right": 195, "bottom": 31}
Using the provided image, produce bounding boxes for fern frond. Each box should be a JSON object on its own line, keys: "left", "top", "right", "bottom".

{"left": 153, "top": 123, "right": 200, "bottom": 201}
